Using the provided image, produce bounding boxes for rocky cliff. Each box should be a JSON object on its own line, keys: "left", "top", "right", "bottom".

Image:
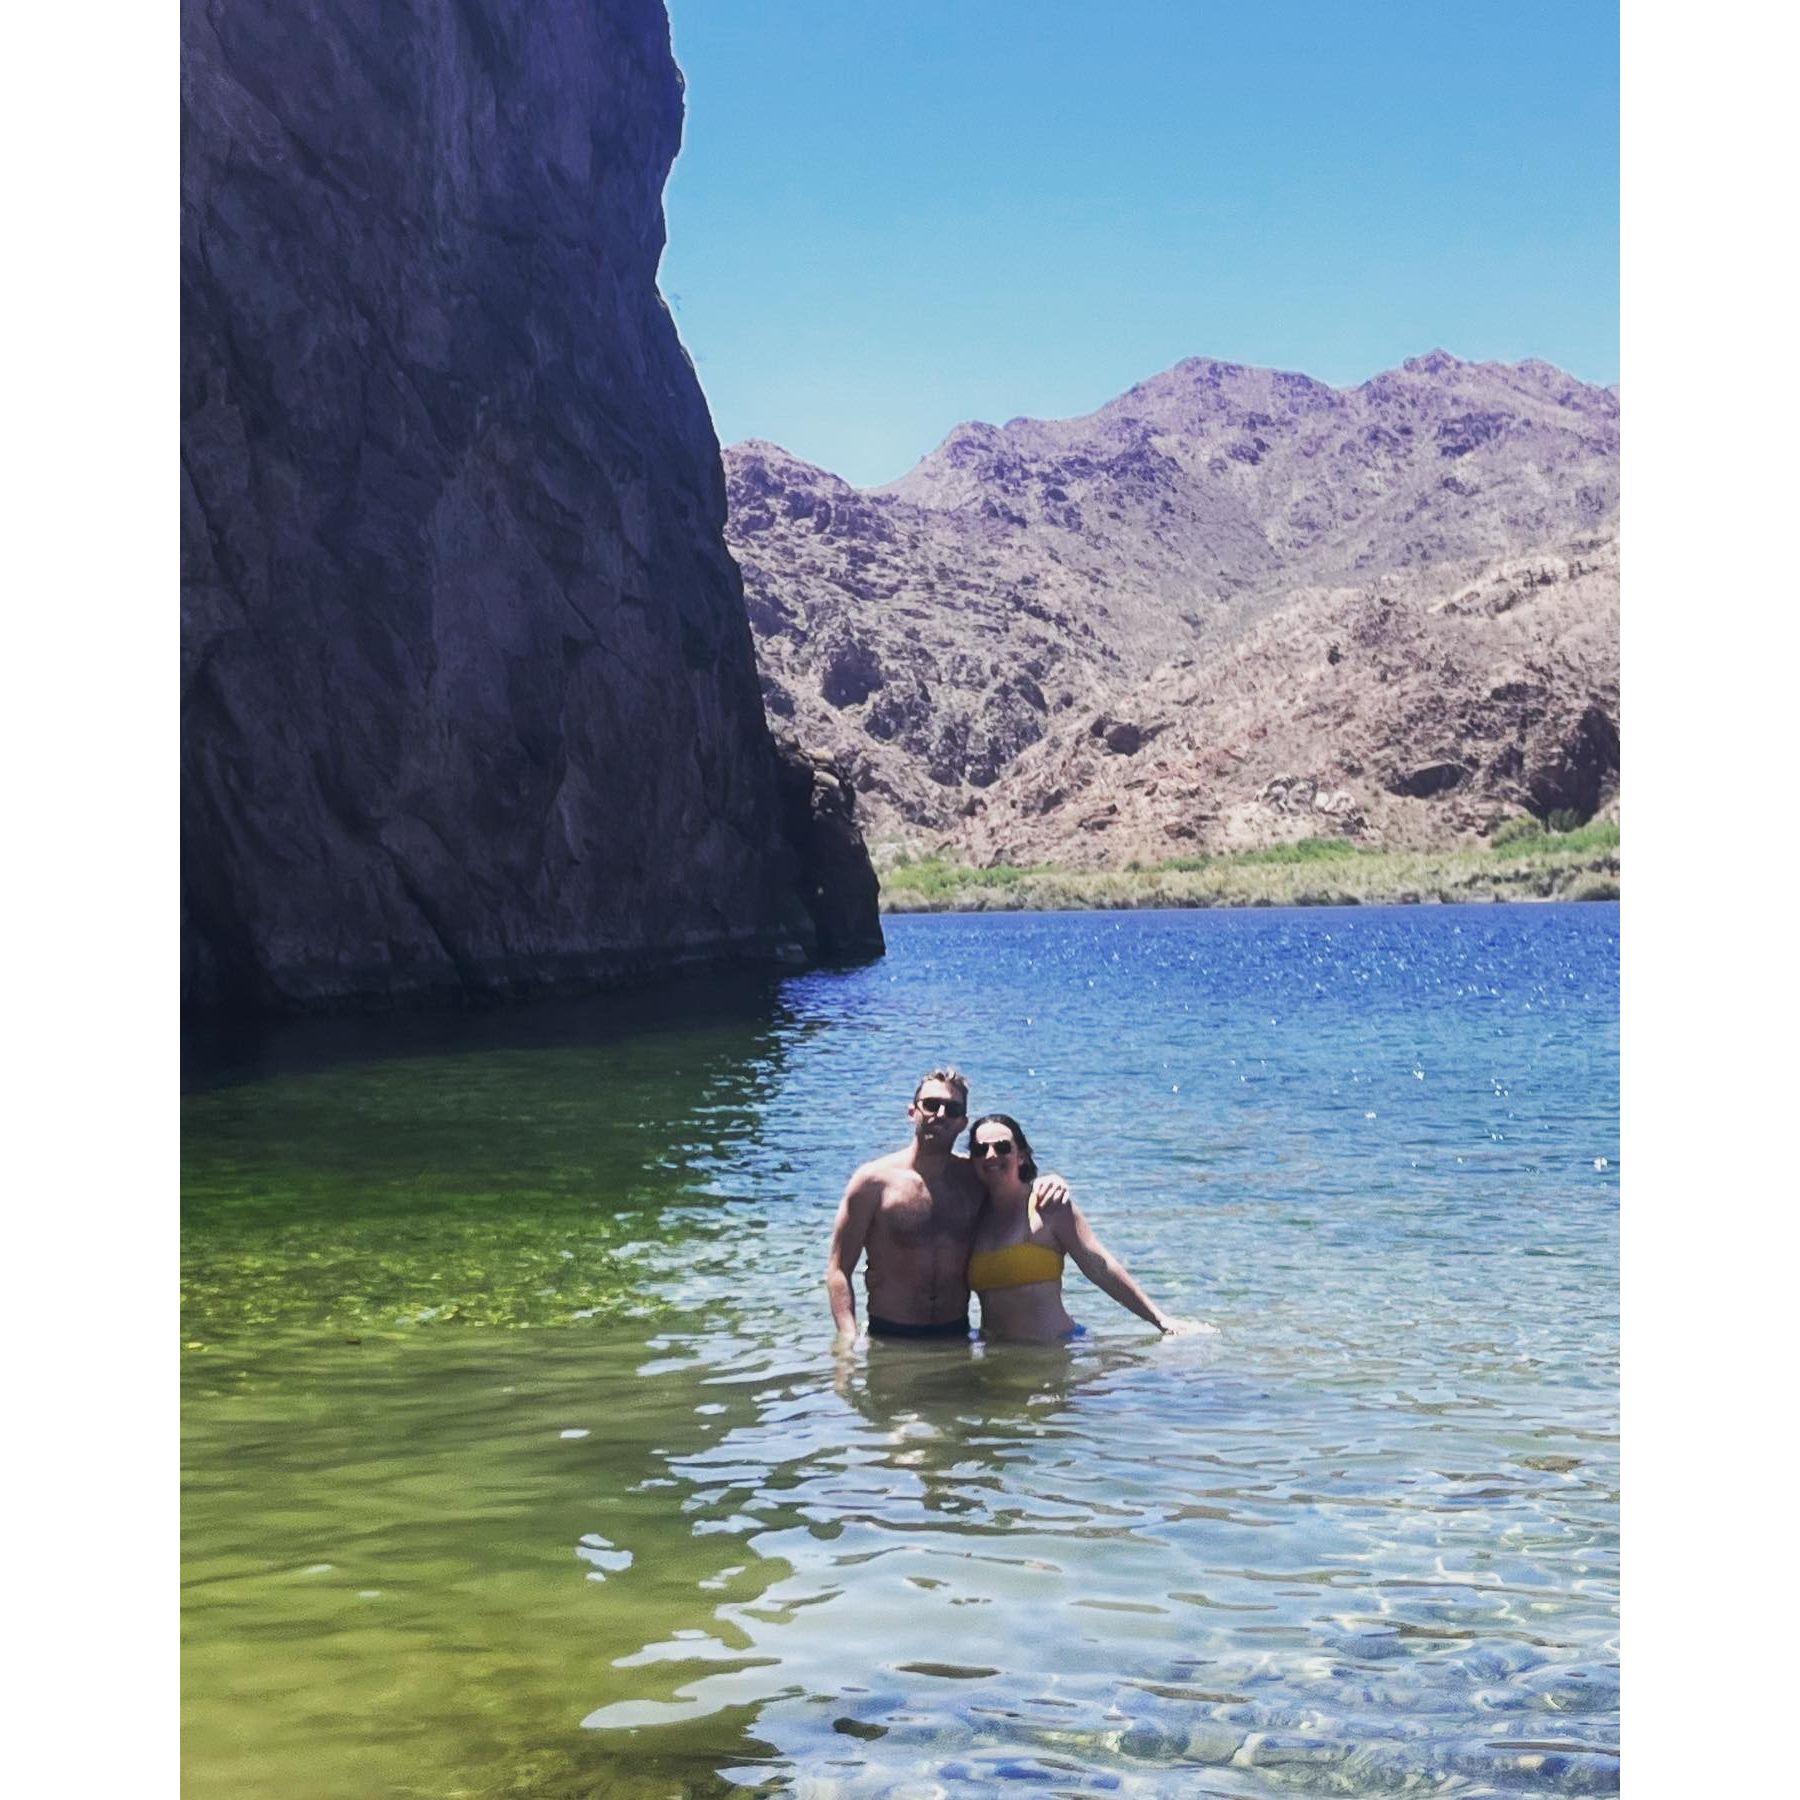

{"left": 182, "top": 0, "right": 879, "bottom": 1012}
{"left": 727, "top": 352, "right": 1618, "bottom": 864}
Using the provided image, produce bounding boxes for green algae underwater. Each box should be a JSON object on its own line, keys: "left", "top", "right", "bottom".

{"left": 183, "top": 982, "right": 818, "bottom": 1798}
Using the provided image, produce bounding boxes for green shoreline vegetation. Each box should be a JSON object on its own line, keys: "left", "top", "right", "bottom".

{"left": 878, "top": 819, "right": 1620, "bottom": 913}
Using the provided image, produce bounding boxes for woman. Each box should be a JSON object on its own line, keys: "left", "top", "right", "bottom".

{"left": 966, "top": 1113, "right": 1198, "bottom": 1341}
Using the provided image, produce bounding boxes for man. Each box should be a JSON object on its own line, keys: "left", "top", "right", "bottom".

{"left": 825, "top": 1067, "right": 1068, "bottom": 1343}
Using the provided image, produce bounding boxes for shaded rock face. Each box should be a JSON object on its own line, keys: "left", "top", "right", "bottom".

{"left": 772, "top": 740, "right": 885, "bottom": 962}
{"left": 182, "top": 0, "right": 878, "bottom": 1011}
{"left": 1388, "top": 760, "right": 1469, "bottom": 800}
{"left": 1525, "top": 704, "right": 1620, "bottom": 823}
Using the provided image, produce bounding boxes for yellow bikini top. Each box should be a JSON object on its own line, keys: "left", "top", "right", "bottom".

{"left": 968, "top": 1240, "right": 1065, "bottom": 1292}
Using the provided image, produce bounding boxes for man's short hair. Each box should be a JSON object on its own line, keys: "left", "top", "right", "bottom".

{"left": 912, "top": 1067, "right": 969, "bottom": 1105}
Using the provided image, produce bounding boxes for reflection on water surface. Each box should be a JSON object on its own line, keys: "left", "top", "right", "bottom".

{"left": 184, "top": 905, "right": 1618, "bottom": 1796}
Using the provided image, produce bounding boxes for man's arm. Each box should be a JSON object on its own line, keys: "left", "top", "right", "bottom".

{"left": 825, "top": 1172, "right": 881, "bottom": 1341}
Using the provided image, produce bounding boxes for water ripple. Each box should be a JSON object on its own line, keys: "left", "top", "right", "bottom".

{"left": 186, "top": 904, "right": 1616, "bottom": 1799}
{"left": 581, "top": 909, "right": 1619, "bottom": 1795}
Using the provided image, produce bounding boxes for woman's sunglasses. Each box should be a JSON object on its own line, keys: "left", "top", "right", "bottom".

{"left": 974, "top": 1139, "right": 1016, "bottom": 1159}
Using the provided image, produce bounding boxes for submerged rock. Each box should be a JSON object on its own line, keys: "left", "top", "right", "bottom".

{"left": 182, "top": 0, "right": 878, "bottom": 1012}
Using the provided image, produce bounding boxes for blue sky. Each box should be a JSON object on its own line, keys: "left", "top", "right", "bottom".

{"left": 661, "top": 1, "right": 1618, "bottom": 487}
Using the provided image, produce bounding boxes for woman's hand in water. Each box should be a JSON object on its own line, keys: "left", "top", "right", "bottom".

{"left": 1156, "top": 1317, "right": 1217, "bottom": 1338}
{"left": 1030, "top": 1173, "right": 1071, "bottom": 1210}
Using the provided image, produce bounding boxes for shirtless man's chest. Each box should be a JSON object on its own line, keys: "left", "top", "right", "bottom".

{"left": 865, "top": 1166, "right": 983, "bottom": 1323}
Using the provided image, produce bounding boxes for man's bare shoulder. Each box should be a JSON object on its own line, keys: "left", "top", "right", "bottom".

{"left": 838, "top": 1144, "right": 900, "bottom": 1188}
{"left": 845, "top": 1150, "right": 921, "bottom": 1200}
{"left": 941, "top": 1152, "right": 986, "bottom": 1193}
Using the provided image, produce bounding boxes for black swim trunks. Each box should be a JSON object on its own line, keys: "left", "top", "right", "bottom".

{"left": 867, "top": 1313, "right": 972, "bottom": 1340}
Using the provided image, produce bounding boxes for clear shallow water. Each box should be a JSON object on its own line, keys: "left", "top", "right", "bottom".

{"left": 183, "top": 904, "right": 1619, "bottom": 1797}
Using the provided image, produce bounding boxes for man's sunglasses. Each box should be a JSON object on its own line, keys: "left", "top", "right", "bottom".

{"left": 915, "top": 1096, "right": 967, "bottom": 1118}
{"left": 973, "top": 1139, "right": 1016, "bottom": 1159}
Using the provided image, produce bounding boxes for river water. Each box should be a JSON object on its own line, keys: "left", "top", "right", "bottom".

{"left": 183, "top": 904, "right": 1619, "bottom": 1797}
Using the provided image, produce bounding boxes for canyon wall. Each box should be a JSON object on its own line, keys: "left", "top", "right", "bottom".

{"left": 729, "top": 353, "right": 1618, "bottom": 864}
{"left": 182, "top": 0, "right": 879, "bottom": 1012}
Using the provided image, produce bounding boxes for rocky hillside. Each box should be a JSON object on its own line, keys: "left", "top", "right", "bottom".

{"left": 182, "top": 0, "right": 879, "bottom": 1013}
{"left": 727, "top": 352, "right": 1618, "bottom": 864}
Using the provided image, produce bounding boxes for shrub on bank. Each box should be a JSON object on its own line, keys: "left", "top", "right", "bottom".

{"left": 878, "top": 830, "right": 1621, "bottom": 913}
{"left": 1491, "top": 819, "right": 1619, "bottom": 860}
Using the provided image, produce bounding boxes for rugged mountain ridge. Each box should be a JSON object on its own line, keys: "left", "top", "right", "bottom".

{"left": 182, "top": 0, "right": 880, "bottom": 1013}
{"left": 727, "top": 352, "right": 1618, "bottom": 864}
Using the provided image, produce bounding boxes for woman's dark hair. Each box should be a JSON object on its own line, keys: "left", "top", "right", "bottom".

{"left": 967, "top": 1112, "right": 1036, "bottom": 1184}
